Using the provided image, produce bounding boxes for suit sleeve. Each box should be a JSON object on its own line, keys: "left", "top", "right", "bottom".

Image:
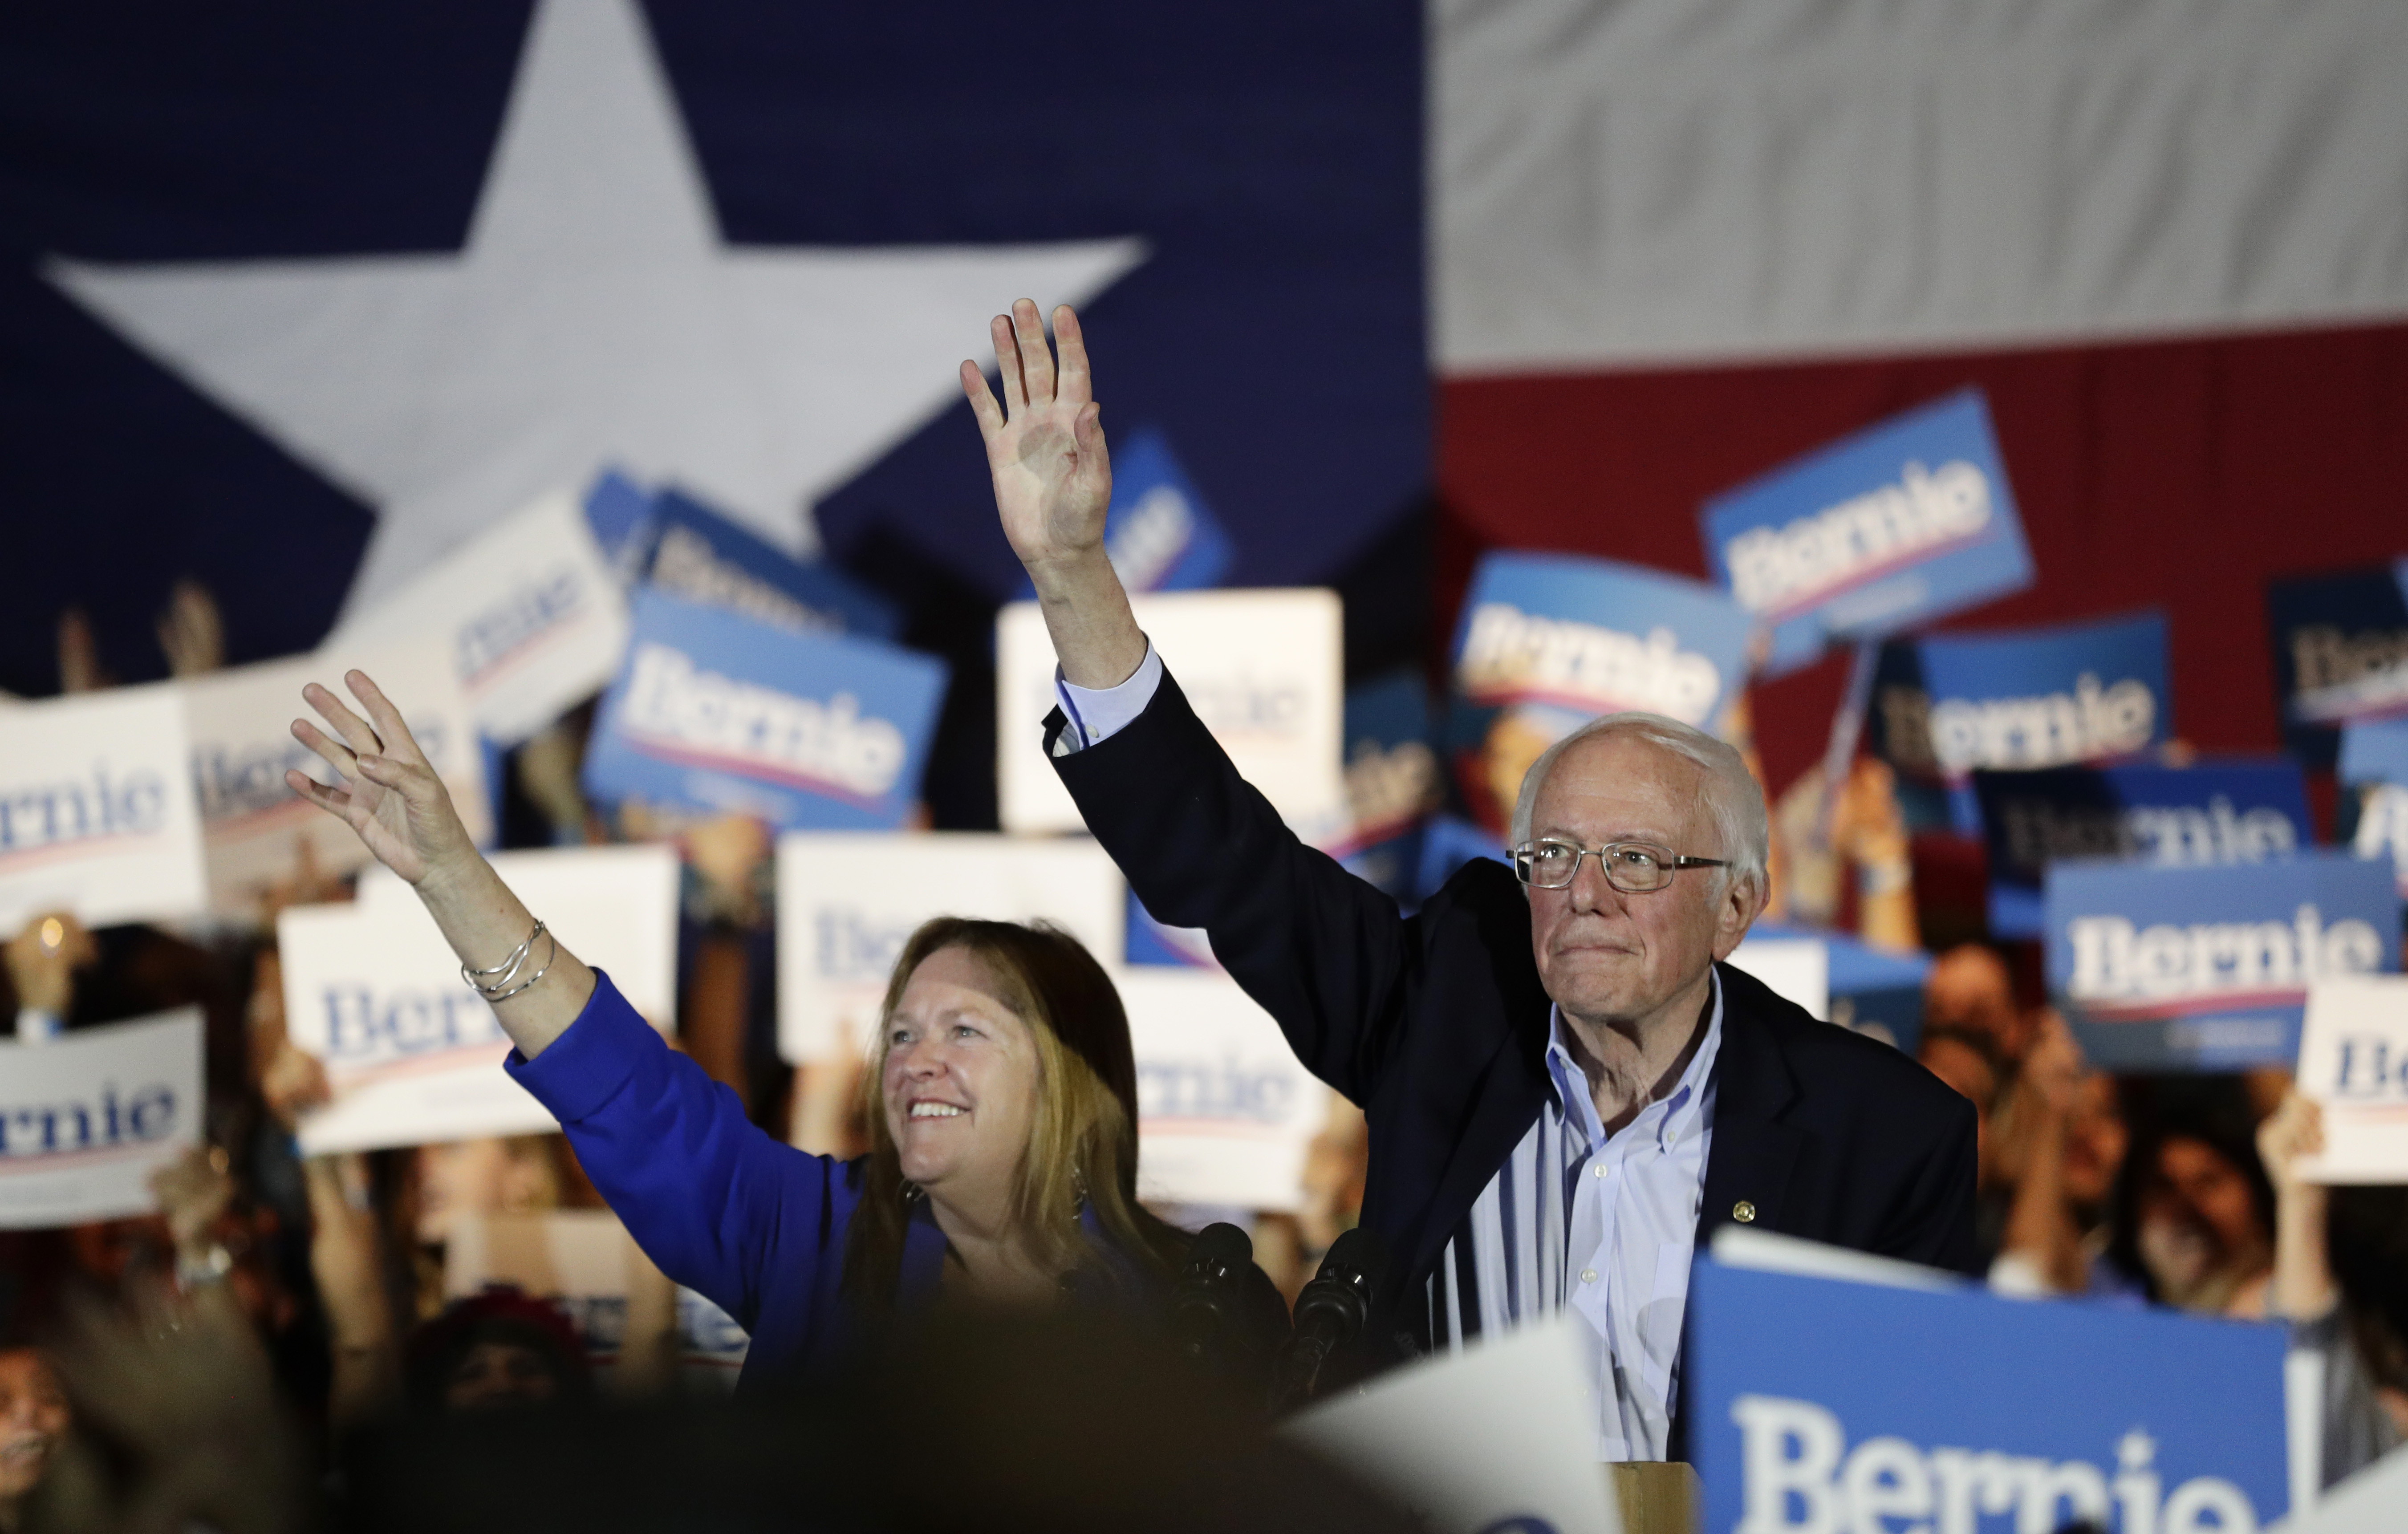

{"left": 506, "top": 970, "right": 840, "bottom": 1330}
{"left": 1051, "top": 670, "right": 1422, "bottom": 1106}
{"left": 1874, "top": 1089, "right": 1984, "bottom": 1277}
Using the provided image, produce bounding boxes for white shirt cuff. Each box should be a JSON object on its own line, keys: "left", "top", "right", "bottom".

{"left": 1052, "top": 642, "right": 1162, "bottom": 751}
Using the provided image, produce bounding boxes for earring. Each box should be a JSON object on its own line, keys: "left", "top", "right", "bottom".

{"left": 900, "top": 1178, "right": 924, "bottom": 1205}
{"left": 1070, "top": 1165, "right": 1089, "bottom": 1218}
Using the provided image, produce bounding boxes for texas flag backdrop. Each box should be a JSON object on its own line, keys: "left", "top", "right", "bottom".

{"left": 7, "top": 0, "right": 2408, "bottom": 824}
{"left": 0, "top": 0, "right": 1422, "bottom": 706}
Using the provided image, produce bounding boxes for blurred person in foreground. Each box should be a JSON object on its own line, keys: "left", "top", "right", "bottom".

{"left": 27, "top": 1281, "right": 305, "bottom": 1534}
{"left": 2258, "top": 1093, "right": 2408, "bottom": 1487}
{"left": 341, "top": 1309, "right": 1421, "bottom": 1534}
{"left": 962, "top": 300, "right": 1978, "bottom": 1459}
{"left": 281, "top": 678, "right": 1282, "bottom": 1391}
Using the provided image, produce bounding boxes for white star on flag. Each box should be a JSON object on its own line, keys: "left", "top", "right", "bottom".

{"left": 46, "top": 0, "right": 1143, "bottom": 619}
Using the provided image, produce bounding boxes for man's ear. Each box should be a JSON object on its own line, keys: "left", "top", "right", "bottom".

{"left": 1710, "top": 872, "right": 1762, "bottom": 962}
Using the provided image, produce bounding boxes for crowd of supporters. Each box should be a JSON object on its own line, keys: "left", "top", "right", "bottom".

{"left": 1, "top": 593, "right": 2402, "bottom": 1530}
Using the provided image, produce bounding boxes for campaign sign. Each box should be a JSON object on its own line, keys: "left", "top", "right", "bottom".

{"left": 354, "top": 847, "right": 680, "bottom": 1020}
{"left": 674, "top": 1286, "right": 754, "bottom": 1393}
{"left": 1703, "top": 389, "right": 2034, "bottom": 677}
{"left": 583, "top": 589, "right": 947, "bottom": 832}
{"left": 180, "top": 637, "right": 491, "bottom": 923}
{"left": 1821, "top": 934, "right": 1932, "bottom": 1056}
{"left": 774, "top": 832, "right": 1124, "bottom": 1062}
{"left": 1873, "top": 612, "right": 2172, "bottom": 833}
{"left": 284, "top": 845, "right": 678, "bottom": 1153}
{"left": 1726, "top": 938, "right": 1831, "bottom": 1021}
{"left": 1416, "top": 816, "right": 1510, "bottom": 905}
{"left": 1447, "top": 552, "right": 1751, "bottom": 832}
{"left": 0, "top": 685, "right": 206, "bottom": 933}
{"left": 1974, "top": 760, "right": 2313, "bottom": 939}
{"left": 2340, "top": 720, "right": 2408, "bottom": 897}
{"left": 1689, "top": 1254, "right": 2287, "bottom": 1534}
{"left": 2339, "top": 717, "right": 2408, "bottom": 787}
{"left": 337, "top": 489, "right": 633, "bottom": 746}
{"left": 1125, "top": 669, "right": 1442, "bottom": 958}
{"left": 582, "top": 469, "right": 658, "bottom": 577}
{"left": 0, "top": 1008, "right": 203, "bottom": 1229}
{"left": 997, "top": 588, "right": 1346, "bottom": 838}
{"left": 2045, "top": 851, "right": 2401, "bottom": 1071}
{"left": 2345, "top": 781, "right": 2408, "bottom": 897}
{"left": 1124, "top": 890, "right": 1219, "bottom": 971}
{"left": 641, "top": 487, "right": 902, "bottom": 641}
{"left": 1014, "top": 426, "right": 1234, "bottom": 597}
{"left": 1119, "top": 968, "right": 1326, "bottom": 1212}
{"left": 1729, "top": 924, "right": 1931, "bottom": 1053}
{"left": 1285, "top": 1317, "right": 1620, "bottom": 1534}
{"left": 2264, "top": 562, "right": 2408, "bottom": 766}
{"left": 1326, "top": 670, "right": 1442, "bottom": 905}
{"left": 1451, "top": 552, "right": 1751, "bottom": 727}
{"left": 2293, "top": 977, "right": 2408, "bottom": 1184}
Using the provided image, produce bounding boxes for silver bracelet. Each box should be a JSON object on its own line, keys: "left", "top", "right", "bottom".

{"left": 479, "top": 927, "right": 559, "bottom": 1004}
{"left": 461, "top": 919, "right": 545, "bottom": 995}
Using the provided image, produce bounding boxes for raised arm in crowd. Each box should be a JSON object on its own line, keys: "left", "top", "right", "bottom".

{"left": 962, "top": 300, "right": 1979, "bottom": 1459}
{"left": 284, "top": 669, "right": 1282, "bottom": 1396}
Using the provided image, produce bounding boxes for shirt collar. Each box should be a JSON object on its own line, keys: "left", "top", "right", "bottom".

{"left": 1544, "top": 967, "right": 1726, "bottom": 1155}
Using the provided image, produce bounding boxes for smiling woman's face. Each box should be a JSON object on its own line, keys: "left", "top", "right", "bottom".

{"left": 880, "top": 946, "right": 1042, "bottom": 1205}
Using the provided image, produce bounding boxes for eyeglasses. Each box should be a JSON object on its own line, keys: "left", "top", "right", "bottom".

{"left": 1511, "top": 839, "right": 1728, "bottom": 893}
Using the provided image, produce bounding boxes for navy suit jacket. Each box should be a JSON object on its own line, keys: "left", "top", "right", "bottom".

{"left": 1052, "top": 670, "right": 1980, "bottom": 1393}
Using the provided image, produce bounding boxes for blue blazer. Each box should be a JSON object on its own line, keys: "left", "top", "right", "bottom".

{"left": 506, "top": 971, "right": 950, "bottom": 1389}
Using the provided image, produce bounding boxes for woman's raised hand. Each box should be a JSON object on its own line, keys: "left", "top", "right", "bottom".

{"left": 285, "top": 671, "right": 476, "bottom": 887}
{"left": 285, "top": 671, "right": 592, "bottom": 1058}
{"left": 961, "top": 300, "right": 1113, "bottom": 573}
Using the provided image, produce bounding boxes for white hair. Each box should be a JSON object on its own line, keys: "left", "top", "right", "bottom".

{"left": 1509, "top": 711, "right": 1769, "bottom": 899}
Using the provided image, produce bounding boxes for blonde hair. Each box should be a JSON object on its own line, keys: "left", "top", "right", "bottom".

{"left": 839, "top": 918, "right": 1186, "bottom": 1318}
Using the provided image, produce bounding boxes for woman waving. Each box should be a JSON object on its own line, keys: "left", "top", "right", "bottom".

{"left": 284, "top": 670, "right": 1279, "bottom": 1388}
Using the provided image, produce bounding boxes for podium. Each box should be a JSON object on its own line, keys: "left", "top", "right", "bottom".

{"left": 1604, "top": 1461, "right": 1698, "bottom": 1534}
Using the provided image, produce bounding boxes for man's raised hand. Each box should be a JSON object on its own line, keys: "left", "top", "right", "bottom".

{"left": 961, "top": 300, "right": 1112, "bottom": 572}
{"left": 285, "top": 671, "right": 475, "bottom": 887}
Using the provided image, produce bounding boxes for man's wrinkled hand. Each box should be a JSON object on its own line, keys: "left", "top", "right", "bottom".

{"left": 961, "top": 299, "right": 1113, "bottom": 575}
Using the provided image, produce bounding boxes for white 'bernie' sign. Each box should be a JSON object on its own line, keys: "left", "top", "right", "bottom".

{"left": 284, "top": 845, "right": 678, "bottom": 1152}
{"left": 0, "top": 685, "right": 206, "bottom": 933}
{"left": 336, "top": 488, "right": 630, "bottom": 746}
{"left": 995, "top": 589, "right": 1345, "bottom": 839}
{"left": 774, "top": 831, "right": 1125, "bottom": 1063}
{"left": 180, "top": 635, "right": 491, "bottom": 922}
{"left": 0, "top": 1009, "right": 204, "bottom": 1229}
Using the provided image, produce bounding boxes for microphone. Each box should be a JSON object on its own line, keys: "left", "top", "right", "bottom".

{"left": 1168, "top": 1222, "right": 1264, "bottom": 1377}
{"left": 1269, "top": 1225, "right": 1389, "bottom": 1413}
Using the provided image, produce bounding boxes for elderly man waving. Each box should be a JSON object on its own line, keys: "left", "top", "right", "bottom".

{"left": 962, "top": 301, "right": 1978, "bottom": 1460}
